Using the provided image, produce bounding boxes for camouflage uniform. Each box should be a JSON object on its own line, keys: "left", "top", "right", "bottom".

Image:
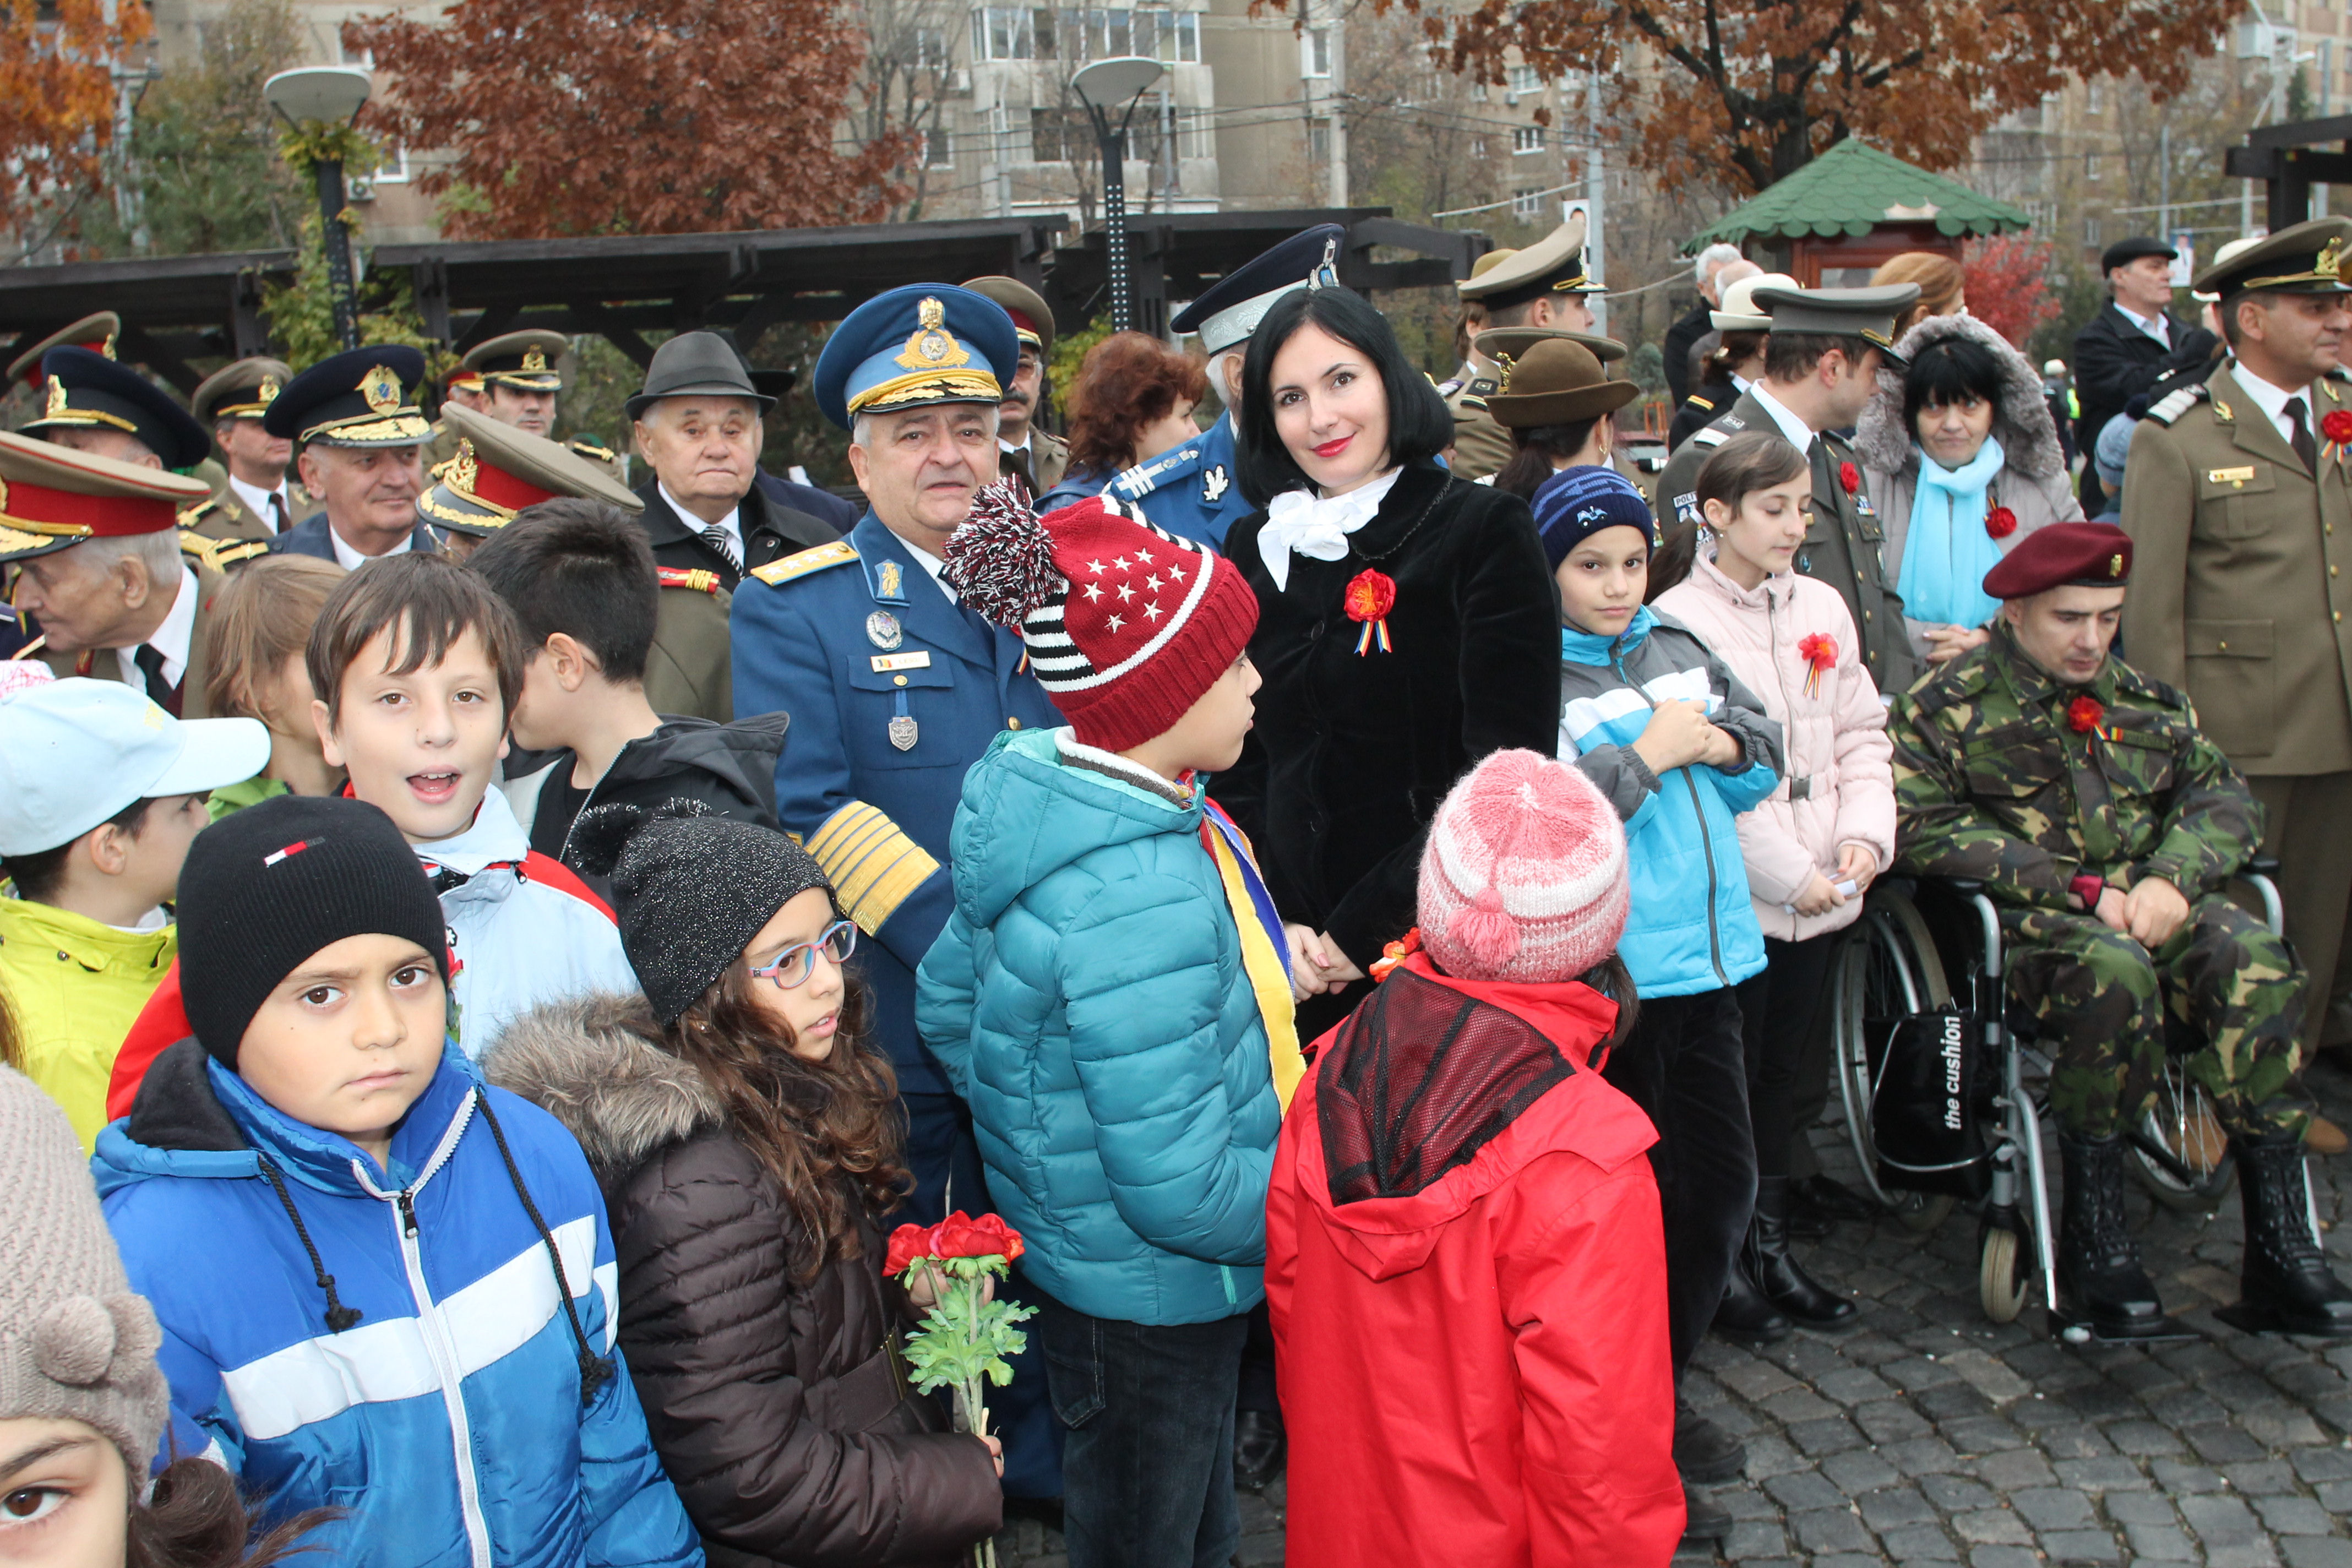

{"left": 1890, "top": 621, "right": 2304, "bottom": 1139}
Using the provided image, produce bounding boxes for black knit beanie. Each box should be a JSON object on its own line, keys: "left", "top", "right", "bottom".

{"left": 177, "top": 796, "right": 450, "bottom": 1068}
{"left": 571, "top": 802, "right": 832, "bottom": 1025}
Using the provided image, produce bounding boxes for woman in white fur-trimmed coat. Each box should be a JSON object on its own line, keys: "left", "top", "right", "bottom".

{"left": 1855, "top": 312, "right": 2088, "bottom": 671}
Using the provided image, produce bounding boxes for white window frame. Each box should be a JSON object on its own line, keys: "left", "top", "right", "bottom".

{"left": 1511, "top": 126, "right": 1544, "bottom": 155}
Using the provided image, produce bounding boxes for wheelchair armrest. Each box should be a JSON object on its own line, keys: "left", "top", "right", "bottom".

{"left": 1941, "top": 878, "right": 1986, "bottom": 896}
{"left": 2247, "top": 854, "right": 2282, "bottom": 877}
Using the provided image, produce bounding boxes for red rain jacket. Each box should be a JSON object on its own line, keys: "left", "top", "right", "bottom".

{"left": 1266, "top": 954, "right": 1683, "bottom": 1568}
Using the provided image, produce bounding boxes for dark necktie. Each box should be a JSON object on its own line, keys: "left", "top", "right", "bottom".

{"left": 700, "top": 524, "right": 742, "bottom": 573}
{"left": 2287, "top": 396, "right": 2318, "bottom": 472}
{"left": 133, "top": 645, "right": 181, "bottom": 717}
{"left": 269, "top": 492, "right": 288, "bottom": 535}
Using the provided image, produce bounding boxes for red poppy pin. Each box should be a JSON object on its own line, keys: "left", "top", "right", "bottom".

{"left": 2067, "top": 696, "right": 2104, "bottom": 734}
{"left": 1344, "top": 567, "right": 1396, "bottom": 655}
{"left": 1985, "top": 505, "right": 2018, "bottom": 540}
{"left": 1839, "top": 461, "right": 1861, "bottom": 495}
{"left": 1370, "top": 927, "right": 1423, "bottom": 983}
{"left": 1796, "top": 631, "right": 1837, "bottom": 697}
{"left": 2324, "top": 409, "right": 2352, "bottom": 462}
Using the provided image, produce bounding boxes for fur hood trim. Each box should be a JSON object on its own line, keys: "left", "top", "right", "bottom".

{"left": 1853, "top": 312, "right": 2066, "bottom": 481}
{"left": 480, "top": 992, "right": 722, "bottom": 1186}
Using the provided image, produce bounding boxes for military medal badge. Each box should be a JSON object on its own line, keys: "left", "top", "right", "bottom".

{"left": 1344, "top": 568, "right": 1396, "bottom": 655}
{"left": 889, "top": 714, "right": 919, "bottom": 751}
{"left": 866, "top": 610, "right": 903, "bottom": 650}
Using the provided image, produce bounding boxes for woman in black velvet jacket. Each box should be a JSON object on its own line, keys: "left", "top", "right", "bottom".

{"left": 1214, "top": 286, "right": 1562, "bottom": 1043}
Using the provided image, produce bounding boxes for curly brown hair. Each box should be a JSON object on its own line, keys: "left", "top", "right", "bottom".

{"left": 1064, "top": 331, "right": 1208, "bottom": 475}
{"left": 656, "top": 962, "right": 910, "bottom": 1277}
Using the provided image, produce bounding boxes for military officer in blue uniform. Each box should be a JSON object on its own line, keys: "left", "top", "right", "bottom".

{"left": 1102, "top": 223, "right": 1349, "bottom": 549}
{"left": 729, "top": 284, "right": 1063, "bottom": 1494}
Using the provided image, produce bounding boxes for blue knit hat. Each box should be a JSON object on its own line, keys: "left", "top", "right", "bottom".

{"left": 1529, "top": 465, "right": 1659, "bottom": 570}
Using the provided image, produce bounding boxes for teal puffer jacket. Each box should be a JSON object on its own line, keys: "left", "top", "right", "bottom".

{"left": 916, "top": 727, "right": 1281, "bottom": 1326}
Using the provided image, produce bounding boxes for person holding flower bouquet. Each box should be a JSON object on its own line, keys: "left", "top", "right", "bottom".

{"left": 485, "top": 804, "right": 1005, "bottom": 1568}
{"left": 917, "top": 489, "right": 1291, "bottom": 1567}
{"left": 1853, "top": 313, "right": 2086, "bottom": 669}
{"left": 1659, "top": 431, "right": 1895, "bottom": 1338}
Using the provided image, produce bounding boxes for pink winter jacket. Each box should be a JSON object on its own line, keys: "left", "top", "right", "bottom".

{"left": 1657, "top": 552, "right": 1897, "bottom": 941}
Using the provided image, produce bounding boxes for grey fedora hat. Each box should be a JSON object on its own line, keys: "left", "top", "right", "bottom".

{"left": 625, "top": 331, "right": 778, "bottom": 421}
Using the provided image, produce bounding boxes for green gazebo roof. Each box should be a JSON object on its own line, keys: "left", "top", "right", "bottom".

{"left": 1681, "top": 139, "right": 2033, "bottom": 254}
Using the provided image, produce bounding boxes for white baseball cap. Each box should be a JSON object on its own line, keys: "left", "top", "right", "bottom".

{"left": 0, "top": 678, "right": 270, "bottom": 856}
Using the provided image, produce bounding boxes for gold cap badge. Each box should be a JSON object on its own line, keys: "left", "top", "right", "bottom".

{"left": 448, "top": 439, "right": 480, "bottom": 495}
{"left": 2110, "top": 553, "right": 2124, "bottom": 577}
{"left": 257, "top": 375, "right": 280, "bottom": 405}
{"left": 895, "top": 297, "right": 972, "bottom": 373}
{"left": 42, "top": 375, "right": 67, "bottom": 420}
{"left": 521, "top": 346, "right": 548, "bottom": 373}
{"left": 2322, "top": 236, "right": 2347, "bottom": 281}
{"left": 359, "top": 364, "right": 404, "bottom": 415}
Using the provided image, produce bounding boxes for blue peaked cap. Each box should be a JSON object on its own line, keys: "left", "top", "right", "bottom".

{"left": 1169, "top": 224, "right": 1347, "bottom": 355}
{"left": 815, "top": 284, "right": 1021, "bottom": 432}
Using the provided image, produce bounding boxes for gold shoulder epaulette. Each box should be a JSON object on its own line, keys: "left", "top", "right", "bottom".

{"left": 8, "top": 634, "right": 45, "bottom": 661}
{"left": 177, "top": 497, "right": 219, "bottom": 529}
{"left": 1687, "top": 395, "right": 1715, "bottom": 411}
{"left": 177, "top": 529, "right": 266, "bottom": 574}
{"left": 657, "top": 565, "right": 723, "bottom": 595}
{"left": 749, "top": 537, "right": 858, "bottom": 587}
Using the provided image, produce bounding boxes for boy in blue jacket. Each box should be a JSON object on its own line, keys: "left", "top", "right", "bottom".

{"left": 918, "top": 489, "right": 1295, "bottom": 1568}
{"left": 96, "top": 793, "right": 701, "bottom": 1568}
{"left": 1537, "top": 466, "right": 1785, "bottom": 1548}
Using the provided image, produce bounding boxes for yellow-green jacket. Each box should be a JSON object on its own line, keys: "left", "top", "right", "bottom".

{"left": 0, "top": 894, "right": 175, "bottom": 1151}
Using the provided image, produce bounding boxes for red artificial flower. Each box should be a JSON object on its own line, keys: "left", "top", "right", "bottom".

{"left": 2067, "top": 696, "right": 2104, "bottom": 734}
{"left": 2324, "top": 409, "right": 2352, "bottom": 448}
{"left": 1839, "top": 461, "right": 1861, "bottom": 495}
{"left": 1796, "top": 632, "right": 1838, "bottom": 672}
{"left": 884, "top": 1212, "right": 1027, "bottom": 1275}
{"left": 1370, "top": 927, "right": 1423, "bottom": 983}
{"left": 1343, "top": 568, "right": 1397, "bottom": 623}
{"left": 1985, "top": 505, "right": 2018, "bottom": 540}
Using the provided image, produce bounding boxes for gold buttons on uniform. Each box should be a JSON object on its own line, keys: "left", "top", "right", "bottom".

{"left": 1008, "top": 717, "right": 1023, "bottom": 729}
{"left": 2219, "top": 641, "right": 2230, "bottom": 651}
{"left": 893, "top": 675, "right": 907, "bottom": 687}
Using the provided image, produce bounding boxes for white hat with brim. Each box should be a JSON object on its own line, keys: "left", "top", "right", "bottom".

{"left": 0, "top": 679, "right": 271, "bottom": 856}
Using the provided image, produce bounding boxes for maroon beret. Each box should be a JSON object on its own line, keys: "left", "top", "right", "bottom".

{"left": 1983, "top": 522, "right": 2132, "bottom": 600}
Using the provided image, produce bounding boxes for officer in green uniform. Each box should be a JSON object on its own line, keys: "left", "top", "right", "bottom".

{"left": 1658, "top": 283, "right": 1920, "bottom": 694}
{"left": 1892, "top": 524, "right": 2349, "bottom": 1341}
{"left": 3, "top": 312, "right": 118, "bottom": 393}
{"left": 186, "top": 357, "right": 308, "bottom": 546}
{"left": 1449, "top": 218, "right": 1612, "bottom": 476}
{"left": 961, "top": 275, "right": 1069, "bottom": 496}
{"left": 426, "top": 329, "right": 569, "bottom": 466}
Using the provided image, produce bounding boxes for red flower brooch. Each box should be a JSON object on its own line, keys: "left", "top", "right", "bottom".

{"left": 1985, "top": 505, "right": 2018, "bottom": 540}
{"left": 1839, "top": 461, "right": 1861, "bottom": 495}
{"left": 1344, "top": 567, "right": 1396, "bottom": 655}
{"left": 2324, "top": 409, "right": 2352, "bottom": 464}
{"left": 1370, "top": 927, "right": 1423, "bottom": 983}
{"left": 1796, "top": 631, "right": 1837, "bottom": 697}
{"left": 2067, "top": 696, "right": 2104, "bottom": 734}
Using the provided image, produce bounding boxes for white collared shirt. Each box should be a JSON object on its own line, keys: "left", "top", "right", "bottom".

{"left": 116, "top": 564, "right": 198, "bottom": 692}
{"left": 1747, "top": 381, "right": 1823, "bottom": 453}
{"left": 2114, "top": 303, "right": 2171, "bottom": 349}
{"left": 226, "top": 473, "right": 291, "bottom": 535}
{"left": 902, "top": 540, "right": 957, "bottom": 602}
{"left": 2230, "top": 364, "right": 2317, "bottom": 451}
{"left": 329, "top": 522, "right": 415, "bottom": 572}
{"left": 660, "top": 481, "right": 743, "bottom": 563}
{"left": 998, "top": 433, "right": 1032, "bottom": 459}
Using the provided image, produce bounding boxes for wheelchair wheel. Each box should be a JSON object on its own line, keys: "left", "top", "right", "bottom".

{"left": 1900, "top": 1193, "right": 1958, "bottom": 1233}
{"left": 2130, "top": 1059, "right": 2236, "bottom": 1211}
{"left": 1979, "top": 1225, "right": 2028, "bottom": 1323}
{"left": 1833, "top": 888, "right": 1952, "bottom": 1211}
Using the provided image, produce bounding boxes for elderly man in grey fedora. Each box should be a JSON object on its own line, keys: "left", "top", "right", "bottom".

{"left": 630, "top": 331, "right": 837, "bottom": 593}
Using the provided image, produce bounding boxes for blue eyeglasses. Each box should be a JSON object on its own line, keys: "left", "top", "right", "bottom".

{"left": 748, "top": 919, "right": 858, "bottom": 989}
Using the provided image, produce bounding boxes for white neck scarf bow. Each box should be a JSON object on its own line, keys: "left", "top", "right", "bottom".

{"left": 1255, "top": 467, "right": 1403, "bottom": 591}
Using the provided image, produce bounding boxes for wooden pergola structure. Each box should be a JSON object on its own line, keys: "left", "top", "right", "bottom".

{"left": 1682, "top": 140, "right": 2032, "bottom": 285}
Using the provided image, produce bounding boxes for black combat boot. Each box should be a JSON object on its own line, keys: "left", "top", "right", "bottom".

{"left": 2055, "top": 1131, "right": 2181, "bottom": 1340}
{"left": 1712, "top": 1259, "right": 1791, "bottom": 1344}
{"left": 1232, "top": 1408, "right": 1286, "bottom": 1490}
{"left": 1749, "top": 1176, "right": 1859, "bottom": 1328}
{"left": 1673, "top": 1396, "right": 1746, "bottom": 1484}
{"left": 2218, "top": 1128, "right": 2352, "bottom": 1337}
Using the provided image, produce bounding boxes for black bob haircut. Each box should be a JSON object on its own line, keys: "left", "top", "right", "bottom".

{"left": 1234, "top": 287, "right": 1453, "bottom": 507}
{"left": 466, "top": 498, "right": 660, "bottom": 684}
{"left": 1900, "top": 335, "right": 2007, "bottom": 434}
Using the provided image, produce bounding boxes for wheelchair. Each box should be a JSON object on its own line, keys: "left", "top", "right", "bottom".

{"left": 1830, "top": 861, "right": 2288, "bottom": 1334}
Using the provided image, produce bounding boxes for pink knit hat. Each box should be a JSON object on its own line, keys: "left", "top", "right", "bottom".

{"left": 1418, "top": 748, "right": 1629, "bottom": 984}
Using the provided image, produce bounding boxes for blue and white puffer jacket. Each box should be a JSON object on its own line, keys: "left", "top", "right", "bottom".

{"left": 916, "top": 727, "right": 1282, "bottom": 1327}
{"left": 1559, "top": 606, "right": 1784, "bottom": 997}
{"left": 94, "top": 1039, "right": 702, "bottom": 1568}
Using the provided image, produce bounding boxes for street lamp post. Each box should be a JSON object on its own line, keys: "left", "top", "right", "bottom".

{"left": 1071, "top": 56, "right": 1166, "bottom": 333}
{"left": 263, "top": 67, "right": 374, "bottom": 352}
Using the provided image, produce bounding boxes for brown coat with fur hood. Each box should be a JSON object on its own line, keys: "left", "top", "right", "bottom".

{"left": 483, "top": 995, "right": 1003, "bottom": 1568}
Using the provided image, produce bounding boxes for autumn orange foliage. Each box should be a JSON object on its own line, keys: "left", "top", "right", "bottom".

{"left": 346, "top": 0, "right": 906, "bottom": 239}
{"left": 1962, "top": 235, "right": 2062, "bottom": 350}
{"left": 0, "top": 0, "right": 153, "bottom": 226}
{"left": 1423, "top": 0, "right": 2239, "bottom": 196}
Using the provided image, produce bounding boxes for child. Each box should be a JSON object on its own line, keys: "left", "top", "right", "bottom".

{"left": 92, "top": 794, "right": 702, "bottom": 1568}
{"left": 466, "top": 499, "right": 785, "bottom": 867}
{"left": 306, "top": 552, "right": 638, "bottom": 1052}
{"left": 201, "top": 554, "right": 347, "bottom": 816}
{"left": 917, "top": 492, "right": 1291, "bottom": 1567}
{"left": 486, "top": 803, "right": 1004, "bottom": 1565}
{"left": 0, "top": 1061, "right": 336, "bottom": 1568}
{"left": 0, "top": 676, "right": 267, "bottom": 1148}
{"left": 1267, "top": 748, "right": 1683, "bottom": 1568}
{"left": 1539, "top": 463, "right": 1783, "bottom": 1547}
{"left": 1658, "top": 431, "right": 1893, "bottom": 1335}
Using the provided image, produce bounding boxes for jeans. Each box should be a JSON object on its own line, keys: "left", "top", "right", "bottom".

{"left": 1737, "top": 935, "right": 1842, "bottom": 1184}
{"left": 1033, "top": 1292, "right": 1249, "bottom": 1568}
{"left": 1601, "top": 985, "right": 1757, "bottom": 1375}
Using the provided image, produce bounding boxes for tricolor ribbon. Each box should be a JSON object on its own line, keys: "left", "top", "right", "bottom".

{"left": 1200, "top": 796, "right": 1306, "bottom": 1110}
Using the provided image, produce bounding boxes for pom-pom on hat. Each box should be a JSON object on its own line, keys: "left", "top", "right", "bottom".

{"left": 1418, "top": 748, "right": 1630, "bottom": 985}
{"left": 945, "top": 483, "right": 1259, "bottom": 753}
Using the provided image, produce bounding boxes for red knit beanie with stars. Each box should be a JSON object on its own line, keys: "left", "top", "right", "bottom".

{"left": 944, "top": 483, "right": 1259, "bottom": 752}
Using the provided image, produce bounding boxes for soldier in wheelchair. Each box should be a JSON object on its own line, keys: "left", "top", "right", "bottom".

{"left": 1888, "top": 523, "right": 2351, "bottom": 1340}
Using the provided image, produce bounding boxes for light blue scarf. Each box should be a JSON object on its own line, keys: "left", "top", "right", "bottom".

{"left": 1897, "top": 435, "right": 2008, "bottom": 630}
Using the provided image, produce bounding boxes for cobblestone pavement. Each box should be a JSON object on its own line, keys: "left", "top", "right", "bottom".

{"left": 995, "top": 1050, "right": 2352, "bottom": 1567}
